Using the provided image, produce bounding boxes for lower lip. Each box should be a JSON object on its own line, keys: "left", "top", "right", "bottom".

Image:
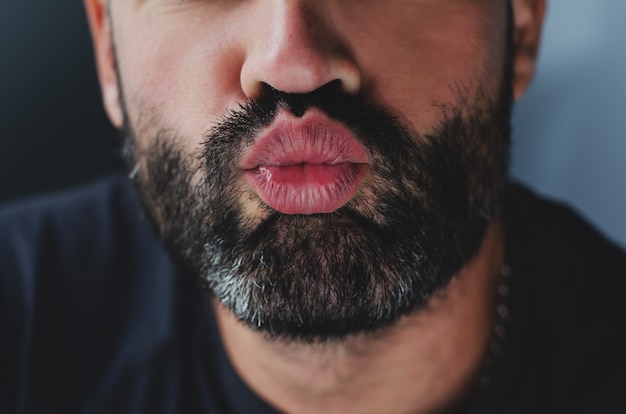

{"left": 245, "top": 162, "right": 368, "bottom": 214}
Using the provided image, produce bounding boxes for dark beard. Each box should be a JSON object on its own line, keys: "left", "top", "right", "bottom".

{"left": 123, "top": 72, "right": 512, "bottom": 343}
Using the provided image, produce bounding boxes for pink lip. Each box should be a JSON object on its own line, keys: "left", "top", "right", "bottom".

{"left": 241, "top": 109, "right": 369, "bottom": 214}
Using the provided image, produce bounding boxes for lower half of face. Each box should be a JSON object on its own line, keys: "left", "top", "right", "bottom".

{"left": 121, "top": 43, "right": 513, "bottom": 342}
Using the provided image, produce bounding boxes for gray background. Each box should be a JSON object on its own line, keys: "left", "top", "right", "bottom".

{"left": 1, "top": 0, "right": 624, "bottom": 247}
{"left": 511, "top": 0, "right": 626, "bottom": 248}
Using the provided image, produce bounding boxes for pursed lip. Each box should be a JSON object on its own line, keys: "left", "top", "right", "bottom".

{"left": 240, "top": 109, "right": 369, "bottom": 215}
{"left": 241, "top": 108, "right": 369, "bottom": 170}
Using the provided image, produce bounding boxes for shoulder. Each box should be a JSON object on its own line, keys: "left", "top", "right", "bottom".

{"left": 499, "top": 182, "right": 626, "bottom": 412}
{"left": 0, "top": 176, "right": 185, "bottom": 411}
{"left": 0, "top": 175, "right": 164, "bottom": 302}
{"left": 0, "top": 174, "right": 139, "bottom": 303}
{"left": 0, "top": 173, "right": 177, "bottom": 322}
{"left": 0, "top": 174, "right": 144, "bottom": 249}
{"left": 506, "top": 182, "right": 626, "bottom": 302}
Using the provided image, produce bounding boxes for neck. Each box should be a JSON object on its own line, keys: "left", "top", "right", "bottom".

{"left": 214, "top": 222, "right": 505, "bottom": 414}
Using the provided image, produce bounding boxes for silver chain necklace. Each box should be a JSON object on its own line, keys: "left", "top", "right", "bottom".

{"left": 479, "top": 265, "right": 512, "bottom": 387}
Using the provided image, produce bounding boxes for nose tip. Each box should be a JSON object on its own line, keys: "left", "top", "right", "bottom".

{"left": 240, "top": 2, "right": 361, "bottom": 99}
{"left": 241, "top": 56, "right": 362, "bottom": 99}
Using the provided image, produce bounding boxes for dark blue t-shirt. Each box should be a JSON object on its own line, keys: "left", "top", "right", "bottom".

{"left": 1, "top": 176, "right": 625, "bottom": 413}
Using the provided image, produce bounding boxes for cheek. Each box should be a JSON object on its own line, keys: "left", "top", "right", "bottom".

{"left": 115, "top": 13, "right": 245, "bottom": 147}
{"left": 343, "top": 4, "right": 508, "bottom": 132}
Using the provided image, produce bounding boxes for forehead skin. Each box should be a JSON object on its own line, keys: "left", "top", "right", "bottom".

{"left": 86, "top": 0, "right": 544, "bottom": 135}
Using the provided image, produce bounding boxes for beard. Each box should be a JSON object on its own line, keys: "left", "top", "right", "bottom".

{"left": 122, "top": 66, "right": 512, "bottom": 343}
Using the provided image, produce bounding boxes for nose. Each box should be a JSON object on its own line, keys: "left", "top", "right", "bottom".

{"left": 240, "top": 1, "right": 362, "bottom": 98}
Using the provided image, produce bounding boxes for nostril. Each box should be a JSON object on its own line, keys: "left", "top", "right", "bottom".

{"left": 284, "top": 80, "right": 343, "bottom": 117}
{"left": 315, "top": 79, "right": 344, "bottom": 96}
{"left": 256, "top": 83, "right": 277, "bottom": 101}
{"left": 263, "top": 80, "right": 350, "bottom": 118}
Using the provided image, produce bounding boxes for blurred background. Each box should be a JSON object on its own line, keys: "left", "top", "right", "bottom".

{"left": 0, "top": 1, "right": 122, "bottom": 205}
{"left": 510, "top": 0, "right": 626, "bottom": 248}
{"left": 1, "top": 0, "right": 625, "bottom": 248}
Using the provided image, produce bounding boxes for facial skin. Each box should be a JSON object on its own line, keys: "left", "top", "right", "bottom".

{"left": 86, "top": 0, "right": 545, "bottom": 411}
{"left": 84, "top": 0, "right": 544, "bottom": 343}
{"left": 130, "top": 80, "right": 512, "bottom": 342}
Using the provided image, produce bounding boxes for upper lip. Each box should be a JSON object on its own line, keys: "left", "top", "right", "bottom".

{"left": 240, "top": 108, "right": 369, "bottom": 170}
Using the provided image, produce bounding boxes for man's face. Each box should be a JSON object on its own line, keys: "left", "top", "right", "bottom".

{"left": 93, "top": 0, "right": 528, "bottom": 342}
{"left": 108, "top": 1, "right": 511, "bottom": 140}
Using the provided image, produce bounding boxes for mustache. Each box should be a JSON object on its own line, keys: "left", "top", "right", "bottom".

{"left": 242, "top": 80, "right": 386, "bottom": 118}
{"left": 202, "top": 81, "right": 412, "bottom": 153}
